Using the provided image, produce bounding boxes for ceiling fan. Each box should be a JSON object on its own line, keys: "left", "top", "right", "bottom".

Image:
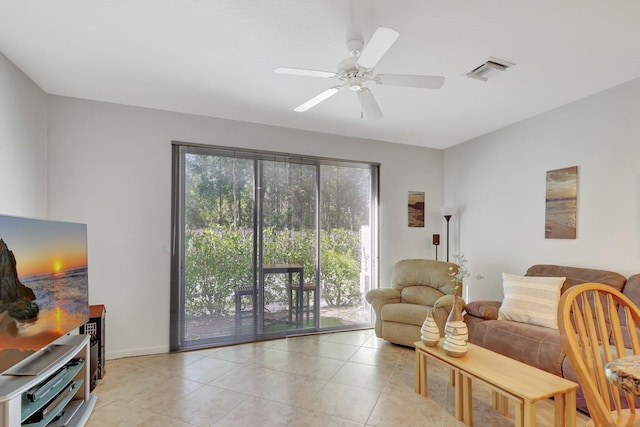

{"left": 274, "top": 27, "right": 445, "bottom": 120}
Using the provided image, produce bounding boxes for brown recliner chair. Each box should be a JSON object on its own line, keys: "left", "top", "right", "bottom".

{"left": 366, "top": 259, "right": 461, "bottom": 347}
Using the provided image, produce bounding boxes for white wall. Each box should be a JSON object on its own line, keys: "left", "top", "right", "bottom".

{"left": 10, "top": 47, "right": 640, "bottom": 357}
{"left": 444, "top": 78, "right": 640, "bottom": 302}
{"left": 8, "top": 44, "right": 640, "bottom": 357}
{"left": 46, "top": 96, "right": 443, "bottom": 358}
{"left": 0, "top": 53, "right": 47, "bottom": 217}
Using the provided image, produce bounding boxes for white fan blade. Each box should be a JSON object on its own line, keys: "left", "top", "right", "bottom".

{"left": 375, "top": 74, "right": 445, "bottom": 89}
{"left": 358, "top": 88, "right": 383, "bottom": 120}
{"left": 357, "top": 27, "right": 399, "bottom": 70}
{"left": 294, "top": 86, "right": 342, "bottom": 112}
{"left": 274, "top": 67, "right": 337, "bottom": 78}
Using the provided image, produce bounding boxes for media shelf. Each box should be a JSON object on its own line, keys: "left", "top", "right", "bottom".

{"left": 0, "top": 335, "right": 96, "bottom": 427}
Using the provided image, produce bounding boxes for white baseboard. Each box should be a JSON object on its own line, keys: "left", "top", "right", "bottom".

{"left": 106, "top": 345, "right": 169, "bottom": 360}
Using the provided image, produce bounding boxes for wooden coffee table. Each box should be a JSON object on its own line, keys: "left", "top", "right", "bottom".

{"left": 414, "top": 340, "right": 578, "bottom": 427}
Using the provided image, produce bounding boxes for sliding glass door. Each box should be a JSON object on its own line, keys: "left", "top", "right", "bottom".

{"left": 171, "top": 145, "right": 377, "bottom": 350}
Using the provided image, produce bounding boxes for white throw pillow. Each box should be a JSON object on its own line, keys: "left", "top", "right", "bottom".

{"left": 498, "top": 273, "right": 566, "bottom": 330}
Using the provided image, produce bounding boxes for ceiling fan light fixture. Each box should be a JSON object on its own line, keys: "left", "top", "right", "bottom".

{"left": 466, "top": 57, "right": 514, "bottom": 82}
{"left": 348, "top": 77, "right": 362, "bottom": 91}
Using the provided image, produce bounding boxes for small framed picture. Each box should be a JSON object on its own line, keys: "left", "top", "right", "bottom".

{"left": 545, "top": 166, "right": 577, "bottom": 239}
{"left": 408, "top": 191, "right": 425, "bottom": 227}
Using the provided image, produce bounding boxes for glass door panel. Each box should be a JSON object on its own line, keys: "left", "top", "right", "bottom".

{"left": 182, "top": 152, "right": 256, "bottom": 344}
{"left": 319, "top": 164, "right": 373, "bottom": 327}
{"left": 259, "top": 159, "right": 317, "bottom": 333}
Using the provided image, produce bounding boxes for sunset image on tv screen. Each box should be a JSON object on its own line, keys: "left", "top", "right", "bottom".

{"left": 0, "top": 214, "right": 89, "bottom": 374}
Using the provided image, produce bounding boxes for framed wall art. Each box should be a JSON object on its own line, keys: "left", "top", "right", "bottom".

{"left": 408, "top": 191, "right": 425, "bottom": 227}
{"left": 545, "top": 166, "right": 578, "bottom": 239}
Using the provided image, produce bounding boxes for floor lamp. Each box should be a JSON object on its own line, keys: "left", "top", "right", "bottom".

{"left": 444, "top": 215, "right": 452, "bottom": 262}
{"left": 441, "top": 207, "right": 455, "bottom": 262}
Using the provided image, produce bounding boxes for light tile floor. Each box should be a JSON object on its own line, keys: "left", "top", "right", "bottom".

{"left": 86, "top": 329, "right": 591, "bottom": 426}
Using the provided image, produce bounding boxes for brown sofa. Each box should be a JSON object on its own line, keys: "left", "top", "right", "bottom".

{"left": 366, "top": 259, "right": 460, "bottom": 347}
{"left": 464, "top": 264, "right": 640, "bottom": 414}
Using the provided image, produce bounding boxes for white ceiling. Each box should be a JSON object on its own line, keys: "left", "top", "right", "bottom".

{"left": 1, "top": 1, "right": 640, "bottom": 149}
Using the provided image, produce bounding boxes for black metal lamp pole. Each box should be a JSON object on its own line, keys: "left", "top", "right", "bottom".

{"left": 444, "top": 215, "right": 452, "bottom": 262}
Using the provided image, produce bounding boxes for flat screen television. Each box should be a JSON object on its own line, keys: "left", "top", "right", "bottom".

{"left": 0, "top": 214, "right": 89, "bottom": 375}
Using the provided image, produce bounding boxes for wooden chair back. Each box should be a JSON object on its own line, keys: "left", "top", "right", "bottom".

{"left": 558, "top": 282, "right": 640, "bottom": 426}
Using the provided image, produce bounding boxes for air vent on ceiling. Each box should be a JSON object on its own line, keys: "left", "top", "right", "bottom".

{"left": 467, "top": 57, "right": 514, "bottom": 82}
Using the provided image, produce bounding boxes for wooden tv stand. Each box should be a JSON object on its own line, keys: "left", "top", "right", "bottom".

{"left": 0, "top": 334, "right": 96, "bottom": 427}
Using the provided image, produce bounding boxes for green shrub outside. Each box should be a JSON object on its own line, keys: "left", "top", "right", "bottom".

{"left": 184, "top": 226, "right": 362, "bottom": 318}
